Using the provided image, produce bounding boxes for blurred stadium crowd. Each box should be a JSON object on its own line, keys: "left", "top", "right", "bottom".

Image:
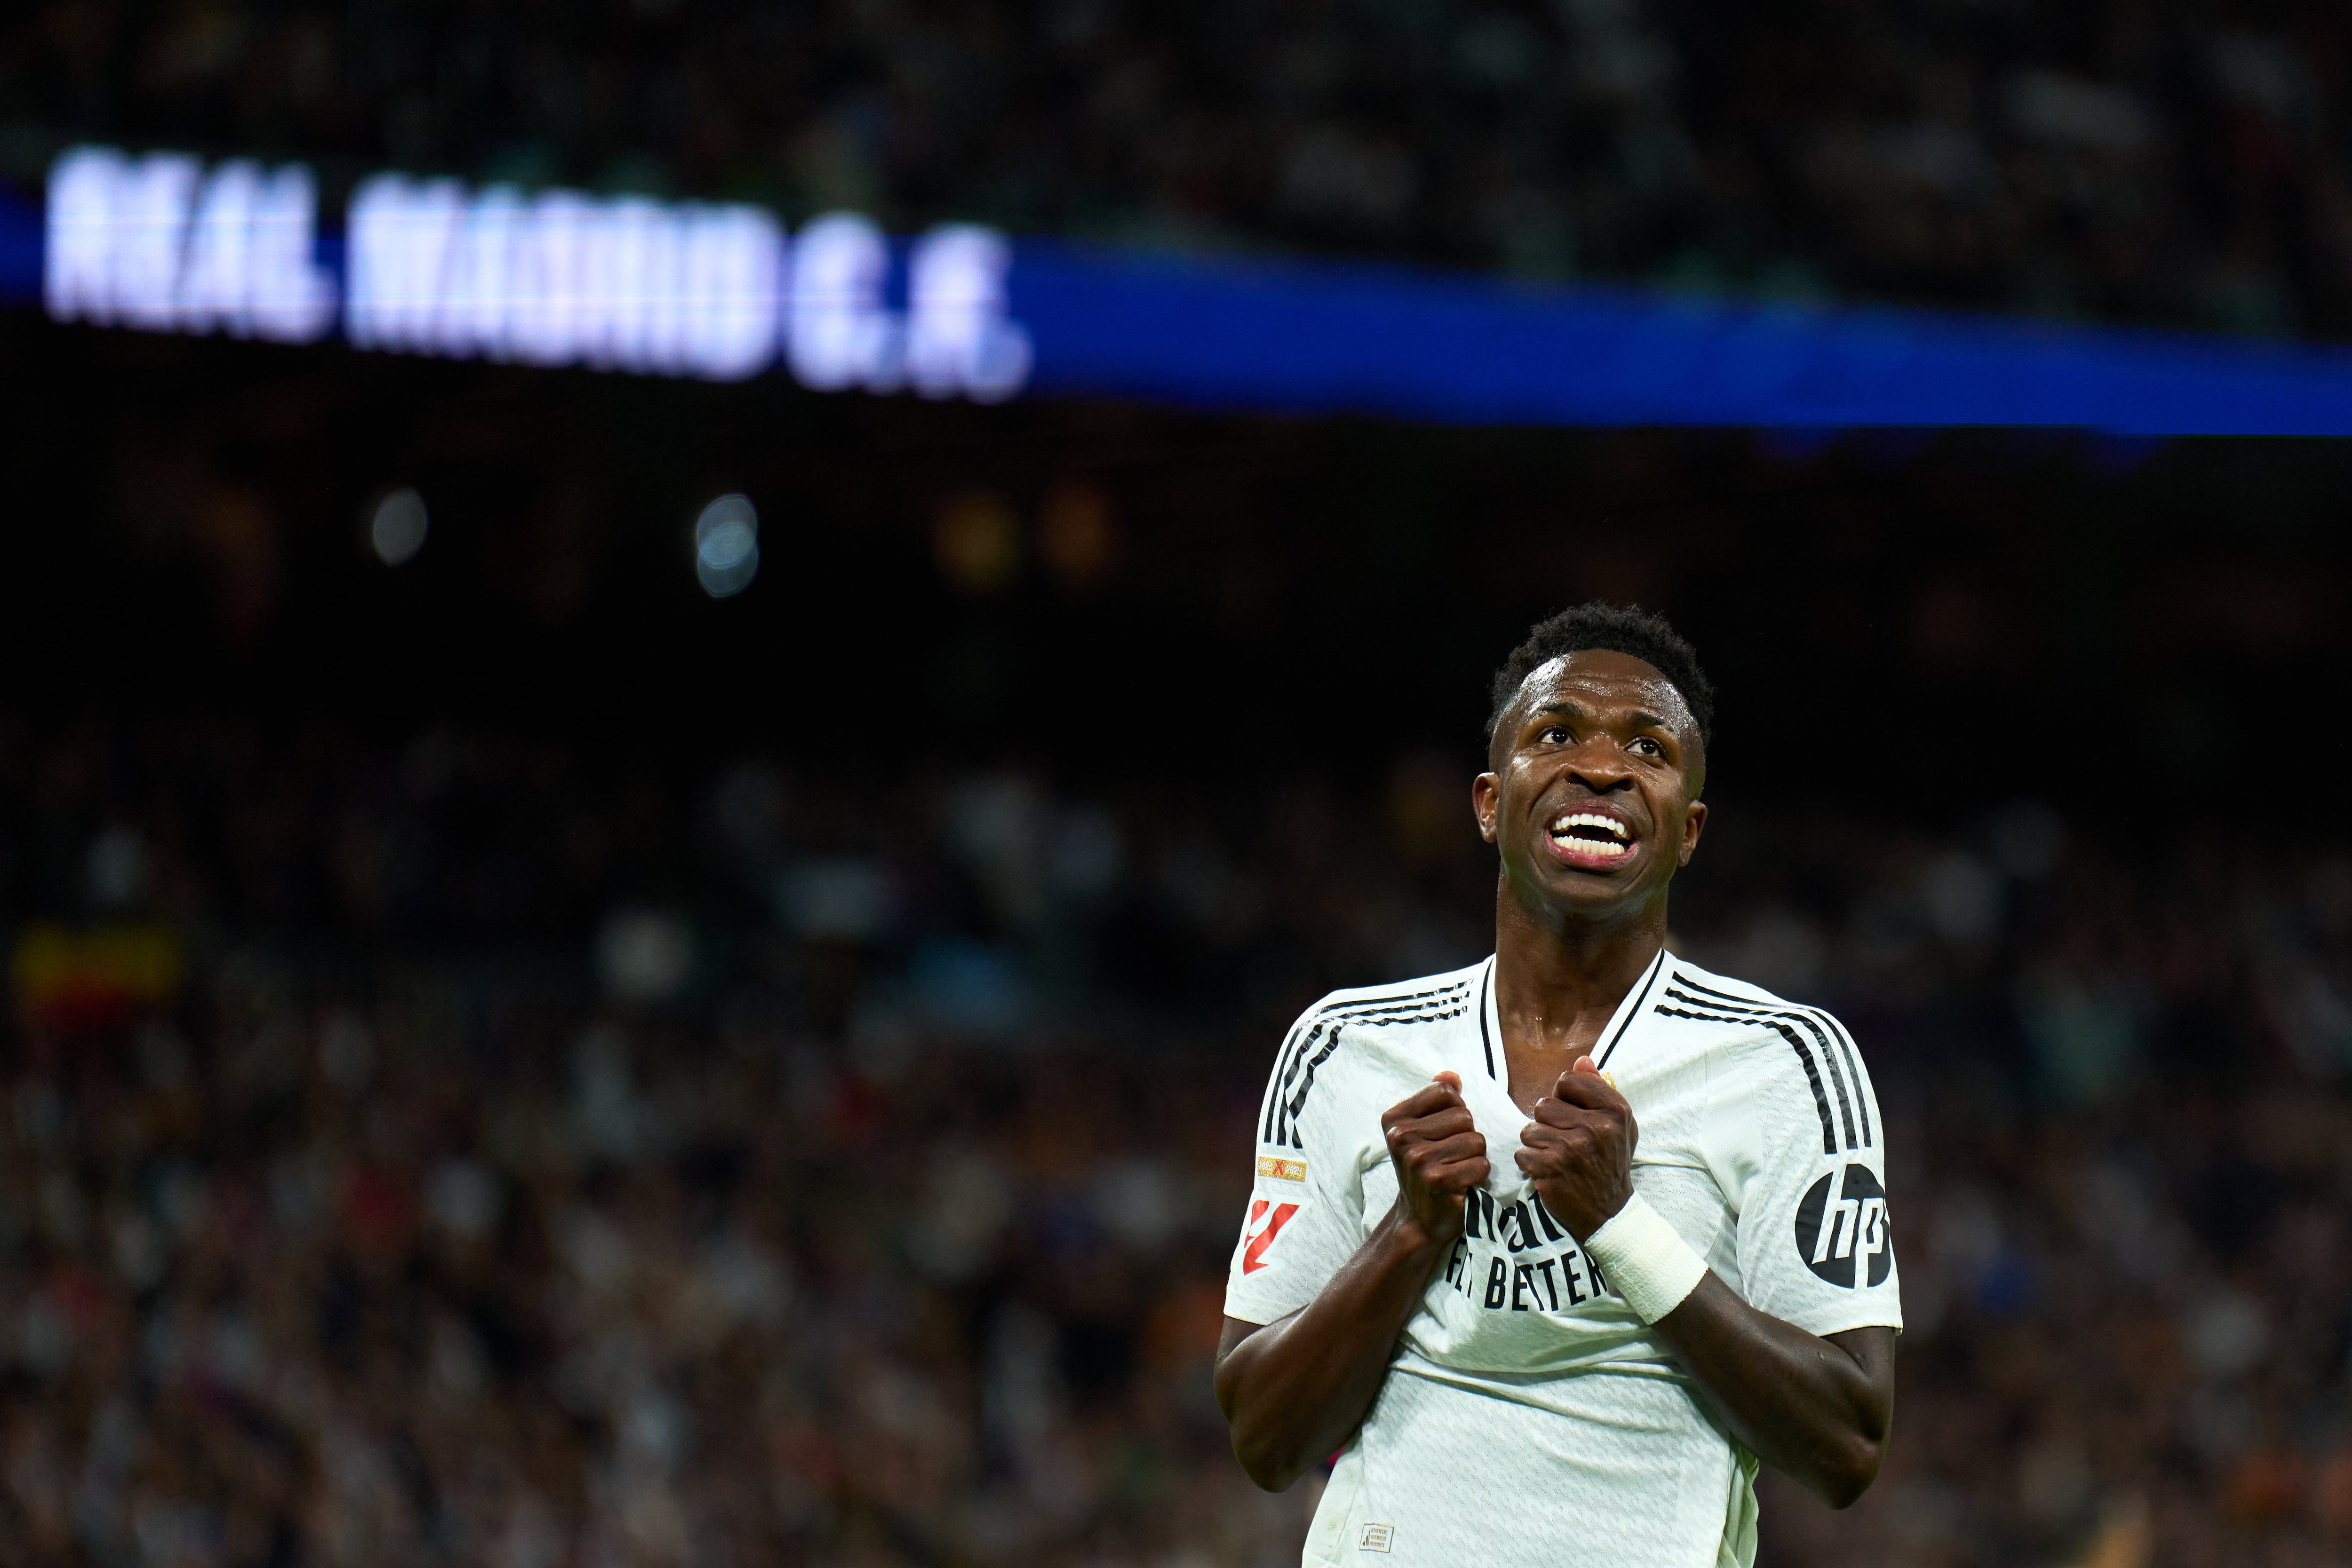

{"left": 7, "top": 1, "right": 2352, "bottom": 335}
{"left": 0, "top": 726, "right": 2348, "bottom": 1567}
{"left": 4, "top": 4, "right": 2349, "bottom": 1568}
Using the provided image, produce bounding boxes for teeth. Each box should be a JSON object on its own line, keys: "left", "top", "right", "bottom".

{"left": 1549, "top": 812, "right": 1632, "bottom": 844}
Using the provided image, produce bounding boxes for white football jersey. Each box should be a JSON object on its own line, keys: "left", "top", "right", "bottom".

{"left": 1224, "top": 951, "right": 1902, "bottom": 1568}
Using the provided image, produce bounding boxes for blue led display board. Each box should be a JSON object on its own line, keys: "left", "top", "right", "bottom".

{"left": 11, "top": 146, "right": 2352, "bottom": 435}
{"left": 1009, "top": 241, "right": 2352, "bottom": 435}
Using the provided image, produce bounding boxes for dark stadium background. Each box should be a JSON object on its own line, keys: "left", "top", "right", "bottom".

{"left": 7, "top": 6, "right": 2352, "bottom": 1568}
{"left": 15, "top": 319, "right": 2352, "bottom": 794}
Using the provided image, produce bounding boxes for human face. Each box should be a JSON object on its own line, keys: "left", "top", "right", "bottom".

{"left": 1472, "top": 649, "right": 1707, "bottom": 921}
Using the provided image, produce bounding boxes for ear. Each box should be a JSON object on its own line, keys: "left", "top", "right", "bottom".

{"left": 1472, "top": 773, "right": 1502, "bottom": 844}
{"left": 1678, "top": 799, "right": 1708, "bottom": 866}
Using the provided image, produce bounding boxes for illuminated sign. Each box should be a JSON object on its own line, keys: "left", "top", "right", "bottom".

{"left": 30, "top": 141, "right": 2352, "bottom": 433}
{"left": 46, "top": 147, "right": 334, "bottom": 341}
{"left": 788, "top": 212, "right": 1029, "bottom": 399}
{"left": 345, "top": 175, "right": 781, "bottom": 379}
{"left": 42, "top": 144, "right": 1031, "bottom": 399}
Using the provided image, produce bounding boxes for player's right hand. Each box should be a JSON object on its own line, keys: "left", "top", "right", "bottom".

{"left": 1380, "top": 1071, "right": 1490, "bottom": 1246}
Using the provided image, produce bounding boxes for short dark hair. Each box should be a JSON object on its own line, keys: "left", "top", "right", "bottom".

{"left": 1486, "top": 603, "right": 1715, "bottom": 750}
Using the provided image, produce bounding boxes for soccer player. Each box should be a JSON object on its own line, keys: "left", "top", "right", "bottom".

{"left": 1215, "top": 604, "right": 1899, "bottom": 1568}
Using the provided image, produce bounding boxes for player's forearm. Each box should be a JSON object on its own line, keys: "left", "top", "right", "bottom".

{"left": 1650, "top": 1277, "right": 1894, "bottom": 1508}
{"left": 1213, "top": 1209, "right": 1451, "bottom": 1492}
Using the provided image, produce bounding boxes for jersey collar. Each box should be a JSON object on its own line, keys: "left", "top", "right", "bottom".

{"left": 1477, "top": 945, "right": 1672, "bottom": 1081}
{"left": 1478, "top": 957, "right": 1501, "bottom": 1079}
{"left": 1594, "top": 947, "right": 1670, "bottom": 1070}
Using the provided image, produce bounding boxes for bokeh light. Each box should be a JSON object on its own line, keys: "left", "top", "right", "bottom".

{"left": 932, "top": 489, "right": 1019, "bottom": 594}
{"left": 367, "top": 486, "right": 428, "bottom": 565}
{"left": 693, "top": 493, "right": 759, "bottom": 598}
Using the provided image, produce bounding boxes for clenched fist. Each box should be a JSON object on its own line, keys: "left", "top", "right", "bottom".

{"left": 1514, "top": 1056, "right": 1637, "bottom": 1240}
{"left": 1380, "top": 1071, "right": 1490, "bottom": 1247}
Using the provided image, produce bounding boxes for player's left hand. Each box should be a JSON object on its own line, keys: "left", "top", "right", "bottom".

{"left": 1515, "top": 1056, "right": 1637, "bottom": 1241}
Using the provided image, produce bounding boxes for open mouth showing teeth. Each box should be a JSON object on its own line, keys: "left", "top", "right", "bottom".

{"left": 1549, "top": 812, "right": 1634, "bottom": 858}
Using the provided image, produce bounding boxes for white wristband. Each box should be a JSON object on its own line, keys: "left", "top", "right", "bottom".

{"left": 1582, "top": 1191, "right": 1708, "bottom": 1325}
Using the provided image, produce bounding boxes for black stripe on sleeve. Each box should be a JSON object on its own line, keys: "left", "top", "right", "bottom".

{"left": 1282, "top": 1027, "right": 1350, "bottom": 1149}
{"left": 1593, "top": 949, "right": 1669, "bottom": 1070}
{"left": 1268, "top": 1018, "right": 1332, "bottom": 1146}
{"left": 1270, "top": 983, "right": 1474, "bottom": 1147}
{"left": 1282, "top": 1000, "right": 1470, "bottom": 1148}
{"left": 1669, "top": 980, "right": 1870, "bottom": 1149}
{"left": 1266, "top": 1004, "right": 1345, "bottom": 1143}
{"left": 1813, "top": 1012, "right": 1873, "bottom": 1147}
{"left": 1263, "top": 1014, "right": 1320, "bottom": 1143}
{"left": 1664, "top": 985, "right": 1857, "bottom": 1150}
{"left": 1268, "top": 983, "right": 1463, "bottom": 1139}
{"left": 1786, "top": 1007, "right": 1869, "bottom": 1148}
{"left": 1655, "top": 1003, "right": 1838, "bottom": 1154}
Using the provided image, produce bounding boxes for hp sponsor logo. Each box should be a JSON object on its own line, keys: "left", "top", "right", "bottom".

{"left": 1794, "top": 1164, "right": 1891, "bottom": 1288}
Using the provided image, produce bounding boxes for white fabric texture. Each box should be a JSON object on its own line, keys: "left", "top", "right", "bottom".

{"left": 1224, "top": 953, "right": 1902, "bottom": 1568}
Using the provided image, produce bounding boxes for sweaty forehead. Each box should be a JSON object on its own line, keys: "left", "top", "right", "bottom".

{"left": 1509, "top": 650, "right": 1696, "bottom": 737}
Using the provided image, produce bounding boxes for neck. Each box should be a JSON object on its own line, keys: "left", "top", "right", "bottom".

{"left": 1491, "top": 873, "right": 1668, "bottom": 1060}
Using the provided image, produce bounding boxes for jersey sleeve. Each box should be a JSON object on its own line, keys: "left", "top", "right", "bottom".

{"left": 1712, "top": 1007, "right": 1904, "bottom": 1338}
{"left": 1222, "top": 1003, "right": 1371, "bottom": 1325}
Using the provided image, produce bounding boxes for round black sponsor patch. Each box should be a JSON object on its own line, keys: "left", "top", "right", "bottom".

{"left": 1794, "top": 1164, "right": 1892, "bottom": 1288}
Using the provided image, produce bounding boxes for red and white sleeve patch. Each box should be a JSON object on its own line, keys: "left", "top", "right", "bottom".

{"left": 1240, "top": 1198, "right": 1300, "bottom": 1274}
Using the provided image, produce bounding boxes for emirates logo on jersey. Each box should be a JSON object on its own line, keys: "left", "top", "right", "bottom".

{"left": 1240, "top": 1199, "right": 1299, "bottom": 1274}
{"left": 1795, "top": 1164, "right": 1892, "bottom": 1288}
